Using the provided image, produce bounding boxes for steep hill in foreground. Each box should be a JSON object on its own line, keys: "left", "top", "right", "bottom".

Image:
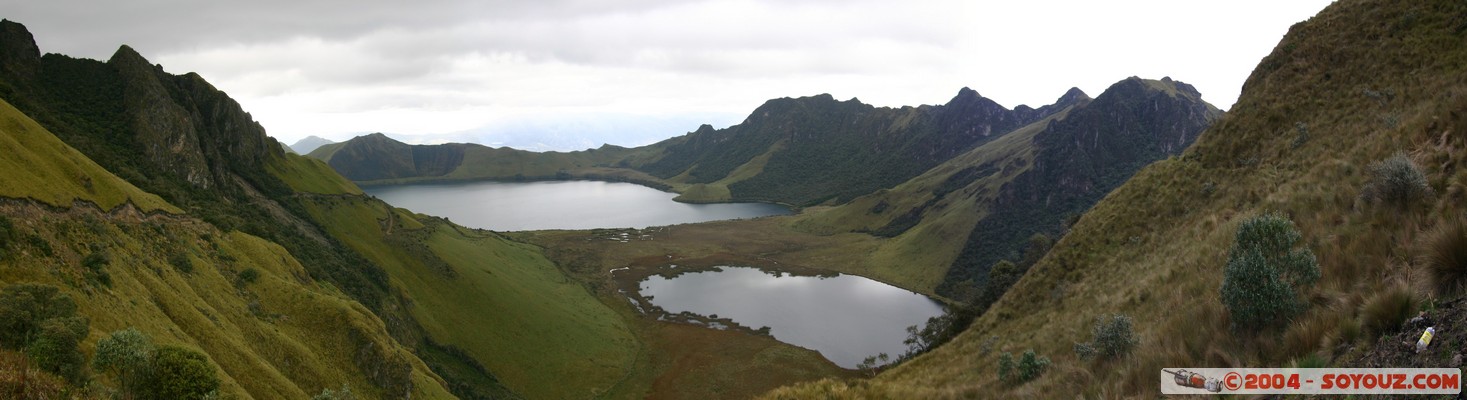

{"left": 0, "top": 96, "right": 453, "bottom": 398}
{"left": 0, "top": 20, "right": 650, "bottom": 399}
{"left": 0, "top": 19, "right": 859, "bottom": 399}
{"left": 793, "top": 77, "right": 1220, "bottom": 298}
{"left": 768, "top": 0, "right": 1467, "bottom": 397}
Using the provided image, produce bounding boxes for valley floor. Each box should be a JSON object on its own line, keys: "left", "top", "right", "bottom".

{"left": 513, "top": 212, "right": 946, "bottom": 398}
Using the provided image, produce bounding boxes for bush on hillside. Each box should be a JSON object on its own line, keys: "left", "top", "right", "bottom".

{"left": 1016, "top": 349, "right": 1050, "bottom": 382}
{"left": 237, "top": 268, "right": 261, "bottom": 287}
{"left": 1424, "top": 219, "right": 1467, "bottom": 296}
{"left": 0, "top": 284, "right": 89, "bottom": 382}
{"left": 169, "top": 251, "right": 193, "bottom": 274}
{"left": 1076, "top": 314, "right": 1139, "bottom": 361}
{"left": 1220, "top": 213, "right": 1319, "bottom": 331}
{"left": 24, "top": 317, "right": 87, "bottom": 381}
{"left": 93, "top": 328, "right": 156, "bottom": 396}
{"left": 150, "top": 345, "right": 219, "bottom": 400}
{"left": 996, "top": 352, "right": 1014, "bottom": 382}
{"left": 997, "top": 349, "right": 1049, "bottom": 384}
{"left": 1362, "top": 153, "right": 1434, "bottom": 212}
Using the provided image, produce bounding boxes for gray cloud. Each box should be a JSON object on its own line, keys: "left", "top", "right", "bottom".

{"left": 0, "top": 0, "right": 1335, "bottom": 146}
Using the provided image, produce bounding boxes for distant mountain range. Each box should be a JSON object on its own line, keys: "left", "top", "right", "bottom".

{"left": 7, "top": 0, "right": 1453, "bottom": 396}
{"left": 315, "top": 77, "right": 1220, "bottom": 300}
{"left": 288, "top": 135, "right": 334, "bottom": 154}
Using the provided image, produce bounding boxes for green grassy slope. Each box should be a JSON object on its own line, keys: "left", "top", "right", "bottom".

{"left": 0, "top": 99, "right": 453, "bottom": 398}
{"left": 0, "top": 98, "right": 177, "bottom": 213}
{"left": 788, "top": 77, "right": 1217, "bottom": 298}
{"left": 767, "top": 0, "right": 1467, "bottom": 397}
{"left": 640, "top": 90, "right": 1070, "bottom": 206}
{"left": 267, "top": 153, "right": 363, "bottom": 195}
{"left": 789, "top": 108, "right": 1068, "bottom": 293}
{"left": 298, "top": 195, "right": 637, "bottom": 399}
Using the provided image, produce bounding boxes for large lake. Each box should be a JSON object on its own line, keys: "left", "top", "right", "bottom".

{"left": 363, "top": 180, "right": 791, "bottom": 231}
{"left": 639, "top": 266, "right": 945, "bottom": 368}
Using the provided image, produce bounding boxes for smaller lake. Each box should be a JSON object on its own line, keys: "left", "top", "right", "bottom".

{"left": 638, "top": 266, "right": 945, "bottom": 368}
{"left": 363, "top": 180, "right": 791, "bottom": 231}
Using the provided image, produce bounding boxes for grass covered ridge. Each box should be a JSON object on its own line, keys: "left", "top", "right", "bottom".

{"left": 0, "top": 201, "right": 452, "bottom": 399}
{"left": 0, "top": 98, "right": 176, "bottom": 213}
{"left": 298, "top": 194, "right": 637, "bottom": 399}
{"left": 767, "top": 0, "right": 1467, "bottom": 396}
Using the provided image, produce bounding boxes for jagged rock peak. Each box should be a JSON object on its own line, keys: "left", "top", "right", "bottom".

{"left": 946, "top": 87, "right": 986, "bottom": 106}
{"left": 0, "top": 19, "right": 41, "bottom": 78}
{"left": 107, "top": 45, "right": 168, "bottom": 80}
{"left": 1056, "top": 87, "right": 1090, "bottom": 105}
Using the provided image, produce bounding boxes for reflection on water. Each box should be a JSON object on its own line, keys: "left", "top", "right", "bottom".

{"left": 363, "top": 180, "right": 791, "bottom": 231}
{"left": 640, "top": 266, "right": 944, "bottom": 368}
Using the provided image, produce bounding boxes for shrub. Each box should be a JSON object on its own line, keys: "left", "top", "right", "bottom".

{"left": 237, "top": 268, "right": 260, "bottom": 286}
{"left": 997, "top": 352, "right": 1014, "bottom": 382}
{"left": 1077, "top": 314, "right": 1138, "bottom": 361}
{"left": 1362, "top": 153, "right": 1434, "bottom": 211}
{"left": 1073, "top": 342, "right": 1096, "bottom": 361}
{"left": 82, "top": 250, "right": 109, "bottom": 270}
{"left": 24, "top": 317, "right": 87, "bottom": 381}
{"left": 150, "top": 345, "right": 219, "bottom": 400}
{"left": 94, "top": 327, "right": 156, "bottom": 396}
{"left": 0, "top": 284, "right": 80, "bottom": 348}
{"left": 1220, "top": 213, "right": 1319, "bottom": 330}
{"left": 998, "top": 349, "right": 1049, "bottom": 384}
{"left": 170, "top": 251, "right": 193, "bottom": 274}
{"left": 1361, "top": 286, "right": 1415, "bottom": 339}
{"left": 1424, "top": 219, "right": 1467, "bottom": 296}
{"left": 25, "top": 234, "right": 51, "bottom": 257}
{"left": 1016, "top": 349, "right": 1050, "bottom": 382}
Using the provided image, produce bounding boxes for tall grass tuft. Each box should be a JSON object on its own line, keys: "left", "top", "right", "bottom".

{"left": 1423, "top": 219, "right": 1467, "bottom": 296}
{"left": 1361, "top": 152, "right": 1434, "bottom": 212}
{"left": 1360, "top": 285, "right": 1415, "bottom": 340}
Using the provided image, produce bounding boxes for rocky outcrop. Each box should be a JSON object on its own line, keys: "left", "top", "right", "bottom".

{"left": 641, "top": 86, "right": 1077, "bottom": 205}
{"left": 107, "top": 46, "right": 284, "bottom": 190}
{"left": 940, "top": 77, "right": 1221, "bottom": 297}
{"left": 0, "top": 20, "right": 39, "bottom": 81}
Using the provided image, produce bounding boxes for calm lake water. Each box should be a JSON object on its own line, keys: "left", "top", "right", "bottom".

{"left": 363, "top": 180, "right": 791, "bottom": 231}
{"left": 639, "top": 266, "right": 945, "bottom": 368}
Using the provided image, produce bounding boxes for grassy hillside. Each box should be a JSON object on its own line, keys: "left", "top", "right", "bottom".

{"left": 640, "top": 89, "right": 1072, "bottom": 206}
{"left": 766, "top": 0, "right": 1467, "bottom": 397}
{"left": 0, "top": 98, "right": 177, "bottom": 213}
{"left": 789, "top": 77, "right": 1218, "bottom": 298}
{"left": 0, "top": 98, "right": 453, "bottom": 398}
{"left": 297, "top": 195, "right": 638, "bottom": 399}
{"left": 267, "top": 153, "right": 363, "bottom": 196}
{"left": 789, "top": 107, "right": 1069, "bottom": 294}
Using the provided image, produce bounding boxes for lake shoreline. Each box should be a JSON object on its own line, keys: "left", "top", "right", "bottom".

{"left": 363, "top": 180, "right": 792, "bottom": 231}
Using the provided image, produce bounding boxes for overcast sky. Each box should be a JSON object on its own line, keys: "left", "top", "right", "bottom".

{"left": 3, "top": 0, "right": 1334, "bottom": 150}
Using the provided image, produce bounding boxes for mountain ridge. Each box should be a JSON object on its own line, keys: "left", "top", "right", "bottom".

{"left": 768, "top": 0, "right": 1467, "bottom": 396}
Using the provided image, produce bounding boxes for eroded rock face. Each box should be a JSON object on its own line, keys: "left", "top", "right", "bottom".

{"left": 109, "top": 45, "right": 214, "bottom": 188}
{"left": 107, "top": 46, "right": 284, "bottom": 190}
{"left": 940, "top": 77, "right": 1222, "bottom": 297}
{"left": 0, "top": 20, "right": 40, "bottom": 80}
